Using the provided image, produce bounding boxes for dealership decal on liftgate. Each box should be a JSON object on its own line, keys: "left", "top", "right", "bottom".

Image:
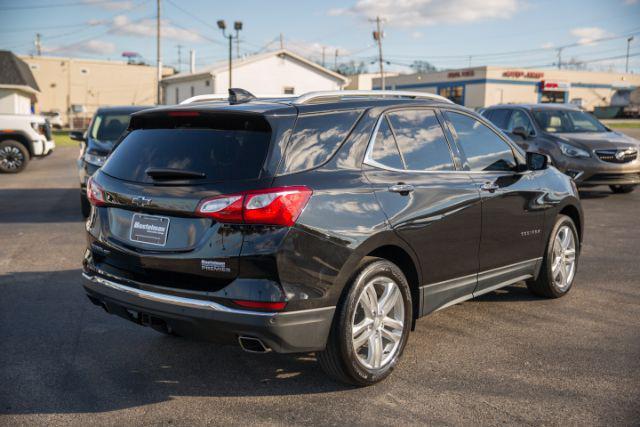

{"left": 129, "top": 214, "right": 170, "bottom": 246}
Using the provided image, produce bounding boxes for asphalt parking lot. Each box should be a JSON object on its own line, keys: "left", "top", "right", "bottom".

{"left": 1, "top": 134, "right": 639, "bottom": 426}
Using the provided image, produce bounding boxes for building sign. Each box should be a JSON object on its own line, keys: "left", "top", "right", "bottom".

{"left": 502, "top": 70, "right": 544, "bottom": 79}
{"left": 541, "top": 80, "right": 571, "bottom": 92}
{"left": 447, "top": 70, "right": 474, "bottom": 78}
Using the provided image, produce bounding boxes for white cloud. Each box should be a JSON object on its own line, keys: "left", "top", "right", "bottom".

{"left": 82, "top": 0, "right": 134, "bottom": 10}
{"left": 570, "top": 27, "right": 611, "bottom": 45}
{"left": 47, "top": 39, "right": 116, "bottom": 55}
{"left": 541, "top": 42, "right": 554, "bottom": 49}
{"left": 287, "top": 39, "right": 350, "bottom": 62}
{"left": 329, "top": 0, "right": 521, "bottom": 27}
{"left": 109, "top": 15, "right": 204, "bottom": 43}
{"left": 411, "top": 31, "right": 423, "bottom": 39}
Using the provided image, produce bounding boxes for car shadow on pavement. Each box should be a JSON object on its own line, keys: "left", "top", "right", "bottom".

{"left": 578, "top": 189, "right": 611, "bottom": 200}
{"left": 0, "top": 188, "right": 84, "bottom": 223}
{"left": 0, "top": 269, "right": 353, "bottom": 416}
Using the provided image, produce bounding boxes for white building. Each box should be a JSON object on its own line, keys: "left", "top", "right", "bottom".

{"left": 161, "top": 49, "right": 348, "bottom": 104}
{"left": 0, "top": 51, "right": 40, "bottom": 114}
{"left": 345, "top": 72, "right": 399, "bottom": 90}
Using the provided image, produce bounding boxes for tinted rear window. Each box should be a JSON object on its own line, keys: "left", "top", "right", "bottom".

{"left": 102, "top": 128, "right": 271, "bottom": 183}
{"left": 281, "top": 110, "right": 362, "bottom": 174}
{"left": 484, "top": 109, "right": 511, "bottom": 130}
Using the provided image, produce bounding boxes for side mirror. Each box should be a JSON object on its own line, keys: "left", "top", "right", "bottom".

{"left": 69, "top": 131, "right": 85, "bottom": 141}
{"left": 526, "top": 152, "right": 549, "bottom": 171}
{"left": 512, "top": 126, "right": 529, "bottom": 140}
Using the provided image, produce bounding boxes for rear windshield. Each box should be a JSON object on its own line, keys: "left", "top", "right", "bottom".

{"left": 90, "top": 113, "right": 131, "bottom": 141}
{"left": 102, "top": 128, "right": 271, "bottom": 183}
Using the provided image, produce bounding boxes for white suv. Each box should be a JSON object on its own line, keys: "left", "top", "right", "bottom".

{"left": 0, "top": 113, "right": 55, "bottom": 173}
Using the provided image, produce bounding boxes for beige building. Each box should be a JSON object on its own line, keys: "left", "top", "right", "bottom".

{"left": 375, "top": 66, "right": 640, "bottom": 111}
{"left": 20, "top": 55, "right": 173, "bottom": 126}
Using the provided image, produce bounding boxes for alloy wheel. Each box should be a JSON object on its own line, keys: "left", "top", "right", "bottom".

{"left": 351, "top": 277, "right": 405, "bottom": 370}
{"left": 0, "top": 146, "right": 25, "bottom": 171}
{"left": 551, "top": 225, "right": 577, "bottom": 291}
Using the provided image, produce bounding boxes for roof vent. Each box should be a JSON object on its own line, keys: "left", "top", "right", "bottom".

{"left": 228, "top": 88, "right": 256, "bottom": 105}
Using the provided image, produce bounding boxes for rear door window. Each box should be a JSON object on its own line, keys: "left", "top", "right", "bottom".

{"left": 507, "top": 110, "right": 535, "bottom": 135}
{"left": 370, "top": 116, "right": 404, "bottom": 170}
{"left": 102, "top": 128, "right": 271, "bottom": 183}
{"left": 281, "top": 110, "right": 361, "bottom": 174}
{"left": 386, "top": 109, "right": 454, "bottom": 171}
{"left": 483, "top": 109, "right": 512, "bottom": 130}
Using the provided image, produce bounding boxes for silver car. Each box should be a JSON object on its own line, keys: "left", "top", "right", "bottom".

{"left": 483, "top": 104, "right": 640, "bottom": 194}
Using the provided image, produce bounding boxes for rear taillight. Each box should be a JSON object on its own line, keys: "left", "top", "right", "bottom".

{"left": 86, "top": 176, "right": 106, "bottom": 206}
{"left": 196, "top": 186, "right": 312, "bottom": 226}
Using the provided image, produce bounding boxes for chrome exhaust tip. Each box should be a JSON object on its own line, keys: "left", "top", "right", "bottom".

{"left": 238, "top": 336, "right": 270, "bottom": 353}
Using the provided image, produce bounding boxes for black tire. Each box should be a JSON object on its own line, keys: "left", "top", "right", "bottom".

{"left": 0, "top": 140, "right": 29, "bottom": 173}
{"left": 317, "top": 257, "right": 412, "bottom": 386}
{"left": 80, "top": 192, "right": 91, "bottom": 218}
{"left": 609, "top": 184, "right": 636, "bottom": 194}
{"left": 527, "top": 215, "right": 580, "bottom": 298}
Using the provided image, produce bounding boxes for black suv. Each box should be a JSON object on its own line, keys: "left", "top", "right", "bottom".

{"left": 72, "top": 106, "right": 152, "bottom": 217}
{"left": 82, "top": 89, "right": 583, "bottom": 386}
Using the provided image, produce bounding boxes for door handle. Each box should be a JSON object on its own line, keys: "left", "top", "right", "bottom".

{"left": 388, "top": 183, "right": 414, "bottom": 194}
{"left": 480, "top": 182, "right": 500, "bottom": 193}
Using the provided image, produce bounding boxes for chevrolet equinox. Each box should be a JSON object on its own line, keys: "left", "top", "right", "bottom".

{"left": 82, "top": 89, "right": 584, "bottom": 386}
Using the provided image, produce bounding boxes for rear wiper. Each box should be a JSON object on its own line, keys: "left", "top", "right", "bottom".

{"left": 145, "top": 167, "right": 206, "bottom": 180}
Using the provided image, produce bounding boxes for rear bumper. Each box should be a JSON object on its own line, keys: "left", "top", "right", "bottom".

{"left": 82, "top": 271, "right": 335, "bottom": 353}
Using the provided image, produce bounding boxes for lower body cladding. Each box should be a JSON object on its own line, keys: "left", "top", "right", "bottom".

{"left": 82, "top": 272, "right": 335, "bottom": 353}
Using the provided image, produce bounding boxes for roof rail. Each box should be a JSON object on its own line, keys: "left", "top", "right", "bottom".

{"left": 292, "top": 90, "right": 453, "bottom": 105}
{"left": 180, "top": 93, "right": 297, "bottom": 105}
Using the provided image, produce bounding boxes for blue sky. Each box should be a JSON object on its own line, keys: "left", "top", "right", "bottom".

{"left": 1, "top": 0, "right": 639, "bottom": 73}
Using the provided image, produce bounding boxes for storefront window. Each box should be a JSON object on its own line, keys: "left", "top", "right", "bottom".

{"left": 439, "top": 85, "right": 464, "bottom": 105}
{"left": 540, "top": 91, "right": 566, "bottom": 104}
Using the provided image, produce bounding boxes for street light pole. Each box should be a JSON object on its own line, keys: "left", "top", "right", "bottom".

{"left": 626, "top": 36, "right": 634, "bottom": 73}
{"left": 217, "top": 20, "right": 243, "bottom": 90}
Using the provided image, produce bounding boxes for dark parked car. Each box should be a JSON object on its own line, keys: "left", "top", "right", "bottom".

{"left": 482, "top": 104, "right": 640, "bottom": 194}
{"left": 82, "top": 90, "right": 583, "bottom": 386}
{"left": 72, "top": 106, "right": 151, "bottom": 217}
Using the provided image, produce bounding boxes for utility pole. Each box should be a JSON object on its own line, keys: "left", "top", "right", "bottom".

{"left": 321, "top": 46, "right": 326, "bottom": 67}
{"left": 626, "top": 36, "right": 634, "bottom": 73}
{"left": 34, "top": 33, "right": 42, "bottom": 56}
{"left": 279, "top": 33, "right": 284, "bottom": 49}
{"left": 235, "top": 28, "right": 240, "bottom": 58}
{"left": 468, "top": 55, "right": 472, "bottom": 68}
{"left": 334, "top": 49, "right": 339, "bottom": 70}
{"left": 557, "top": 47, "right": 563, "bottom": 70}
{"left": 217, "top": 20, "right": 243, "bottom": 89}
{"left": 176, "top": 44, "right": 182, "bottom": 72}
{"left": 371, "top": 16, "right": 385, "bottom": 90}
{"left": 156, "top": 0, "right": 162, "bottom": 104}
